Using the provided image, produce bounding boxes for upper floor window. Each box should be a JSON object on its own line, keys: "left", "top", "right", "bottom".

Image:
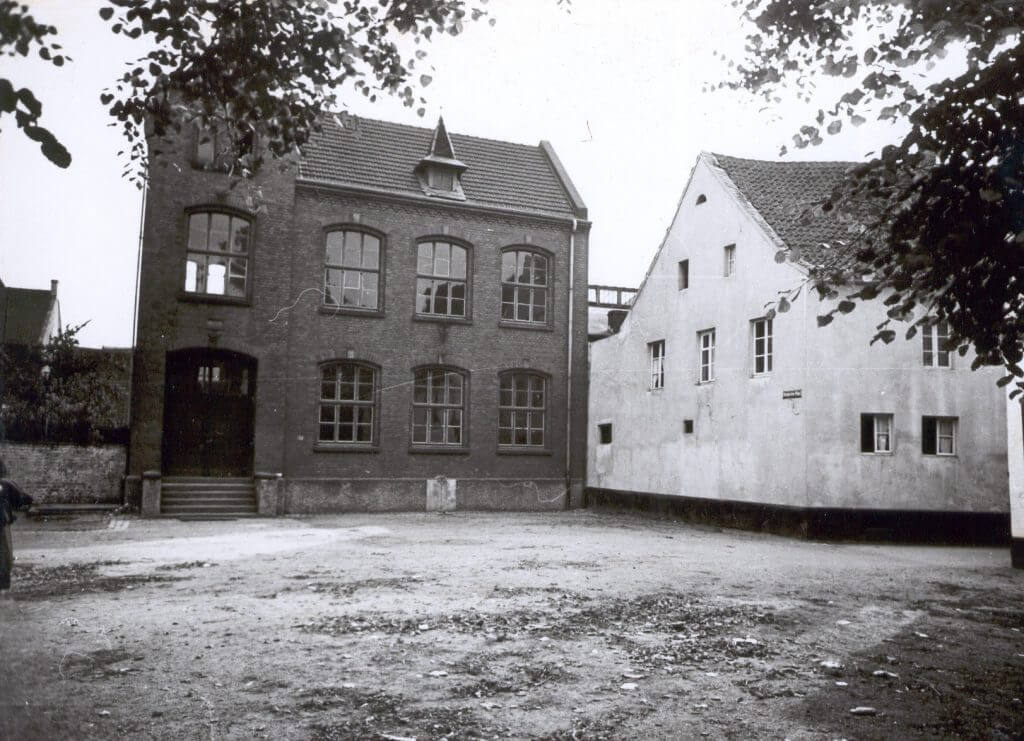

{"left": 184, "top": 211, "right": 251, "bottom": 298}
{"left": 860, "top": 413, "right": 893, "bottom": 454}
{"left": 416, "top": 240, "right": 468, "bottom": 318}
{"left": 499, "top": 372, "right": 546, "bottom": 447}
{"left": 698, "top": 329, "right": 716, "bottom": 383}
{"left": 319, "top": 362, "right": 377, "bottom": 445}
{"left": 649, "top": 340, "right": 665, "bottom": 390}
{"left": 678, "top": 259, "right": 689, "bottom": 290}
{"left": 501, "top": 249, "right": 549, "bottom": 324}
{"left": 922, "top": 416, "right": 957, "bottom": 456}
{"left": 324, "top": 229, "right": 381, "bottom": 311}
{"left": 723, "top": 244, "right": 736, "bottom": 277}
{"left": 922, "top": 321, "right": 951, "bottom": 367}
{"left": 752, "top": 317, "right": 773, "bottom": 375}
{"left": 412, "top": 367, "right": 466, "bottom": 446}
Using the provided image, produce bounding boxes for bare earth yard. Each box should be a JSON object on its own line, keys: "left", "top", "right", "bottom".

{"left": 1, "top": 511, "right": 1022, "bottom": 740}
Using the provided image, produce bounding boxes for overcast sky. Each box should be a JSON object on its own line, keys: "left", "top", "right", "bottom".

{"left": 0, "top": 0, "right": 903, "bottom": 348}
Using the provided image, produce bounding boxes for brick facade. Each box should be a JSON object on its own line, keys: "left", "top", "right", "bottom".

{"left": 129, "top": 118, "right": 590, "bottom": 512}
{"left": 1, "top": 442, "right": 125, "bottom": 504}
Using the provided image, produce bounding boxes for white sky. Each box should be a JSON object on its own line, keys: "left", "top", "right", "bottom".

{"left": 0, "top": 0, "right": 903, "bottom": 348}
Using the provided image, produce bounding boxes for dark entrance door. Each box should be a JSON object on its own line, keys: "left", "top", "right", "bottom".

{"left": 162, "top": 349, "right": 256, "bottom": 476}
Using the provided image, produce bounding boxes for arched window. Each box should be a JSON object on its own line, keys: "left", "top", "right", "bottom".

{"left": 318, "top": 362, "right": 377, "bottom": 445}
{"left": 411, "top": 367, "right": 466, "bottom": 446}
{"left": 184, "top": 211, "right": 252, "bottom": 298}
{"left": 416, "top": 240, "right": 469, "bottom": 318}
{"left": 498, "top": 371, "right": 546, "bottom": 447}
{"left": 501, "top": 248, "right": 549, "bottom": 324}
{"left": 324, "top": 229, "right": 381, "bottom": 311}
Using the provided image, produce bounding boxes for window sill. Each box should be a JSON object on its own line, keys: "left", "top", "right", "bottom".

{"left": 412, "top": 314, "right": 472, "bottom": 326}
{"left": 749, "top": 372, "right": 772, "bottom": 379}
{"left": 648, "top": 387, "right": 664, "bottom": 392}
{"left": 861, "top": 451, "right": 894, "bottom": 456}
{"left": 177, "top": 291, "right": 250, "bottom": 307}
{"left": 314, "top": 443, "right": 379, "bottom": 454}
{"left": 499, "top": 320, "right": 553, "bottom": 332}
{"left": 923, "top": 453, "right": 958, "bottom": 459}
{"left": 318, "top": 305, "right": 385, "bottom": 318}
{"left": 408, "top": 446, "right": 470, "bottom": 455}
{"left": 696, "top": 380, "right": 716, "bottom": 386}
{"left": 497, "top": 446, "right": 552, "bottom": 456}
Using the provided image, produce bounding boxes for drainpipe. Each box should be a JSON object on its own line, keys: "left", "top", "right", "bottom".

{"left": 564, "top": 218, "right": 577, "bottom": 510}
{"left": 126, "top": 181, "right": 148, "bottom": 474}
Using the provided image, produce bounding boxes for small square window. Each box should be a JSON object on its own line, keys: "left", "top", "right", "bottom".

{"left": 598, "top": 423, "right": 612, "bottom": 444}
{"left": 683, "top": 419, "right": 694, "bottom": 434}
{"left": 860, "top": 413, "right": 894, "bottom": 453}
{"left": 649, "top": 340, "right": 665, "bottom": 390}
{"left": 724, "top": 244, "right": 736, "bottom": 277}
{"left": 922, "top": 416, "right": 957, "bottom": 455}
{"left": 678, "top": 259, "right": 689, "bottom": 291}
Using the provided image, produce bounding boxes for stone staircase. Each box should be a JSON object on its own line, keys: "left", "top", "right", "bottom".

{"left": 160, "top": 477, "right": 258, "bottom": 516}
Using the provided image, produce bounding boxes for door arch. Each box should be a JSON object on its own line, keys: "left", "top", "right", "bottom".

{"left": 162, "top": 348, "right": 257, "bottom": 476}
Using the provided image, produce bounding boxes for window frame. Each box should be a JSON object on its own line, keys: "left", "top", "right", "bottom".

{"left": 723, "top": 244, "right": 736, "bottom": 277}
{"left": 410, "top": 365, "right": 469, "bottom": 451}
{"left": 922, "top": 321, "right": 952, "bottom": 368}
{"left": 180, "top": 207, "right": 254, "bottom": 305}
{"left": 860, "top": 413, "right": 894, "bottom": 454}
{"left": 315, "top": 361, "right": 380, "bottom": 450}
{"left": 751, "top": 317, "right": 774, "bottom": 376}
{"left": 648, "top": 340, "right": 665, "bottom": 390}
{"left": 322, "top": 226, "right": 385, "bottom": 315}
{"left": 414, "top": 238, "right": 472, "bottom": 321}
{"left": 500, "top": 247, "right": 553, "bottom": 328}
{"left": 697, "top": 329, "right": 716, "bottom": 384}
{"left": 922, "top": 415, "right": 957, "bottom": 456}
{"left": 678, "top": 259, "right": 689, "bottom": 291}
{"left": 498, "top": 370, "right": 549, "bottom": 450}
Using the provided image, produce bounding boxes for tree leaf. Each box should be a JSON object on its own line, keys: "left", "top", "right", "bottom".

{"left": 837, "top": 300, "right": 856, "bottom": 314}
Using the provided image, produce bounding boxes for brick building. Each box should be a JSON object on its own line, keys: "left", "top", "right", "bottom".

{"left": 129, "top": 115, "right": 590, "bottom": 515}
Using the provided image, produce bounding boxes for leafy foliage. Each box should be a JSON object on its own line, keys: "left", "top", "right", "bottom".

{"left": 725, "top": 1, "right": 1024, "bottom": 394}
{"left": 0, "top": 324, "right": 128, "bottom": 444}
{"left": 0, "top": 1, "right": 72, "bottom": 167}
{"left": 0, "top": 0, "right": 491, "bottom": 180}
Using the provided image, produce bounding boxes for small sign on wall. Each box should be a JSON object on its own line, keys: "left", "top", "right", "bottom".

{"left": 782, "top": 389, "right": 802, "bottom": 399}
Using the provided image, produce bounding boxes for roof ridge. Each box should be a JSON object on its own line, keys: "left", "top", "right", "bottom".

{"left": 710, "top": 151, "right": 860, "bottom": 168}
{"left": 324, "top": 112, "right": 544, "bottom": 152}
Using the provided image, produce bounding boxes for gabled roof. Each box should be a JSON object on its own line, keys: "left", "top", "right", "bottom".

{"left": 709, "top": 153, "right": 865, "bottom": 268}
{"left": 299, "top": 115, "right": 586, "bottom": 219}
{"left": 0, "top": 283, "right": 57, "bottom": 346}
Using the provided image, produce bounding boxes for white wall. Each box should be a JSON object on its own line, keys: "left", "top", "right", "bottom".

{"left": 1008, "top": 396, "right": 1024, "bottom": 536}
{"left": 589, "top": 153, "right": 1010, "bottom": 514}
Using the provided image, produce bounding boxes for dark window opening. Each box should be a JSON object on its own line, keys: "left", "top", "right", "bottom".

{"left": 678, "top": 259, "right": 689, "bottom": 290}
{"left": 696, "top": 194, "right": 707, "bottom": 205}
{"left": 598, "top": 423, "right": 612, "bottom": 444}
{"left": 683, "top": 419, "right": 694, "bottom": 434}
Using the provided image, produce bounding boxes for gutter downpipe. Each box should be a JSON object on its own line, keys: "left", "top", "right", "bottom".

{"left": 125, "top": 180, "right": 147, "bottom": 474}
{"left": 564, "top": 217, "right": 577, "bottom": 510}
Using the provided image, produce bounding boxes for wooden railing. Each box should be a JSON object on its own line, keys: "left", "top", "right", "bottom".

{"left": 587, "top": 284, "right": 637, "bottom": 308}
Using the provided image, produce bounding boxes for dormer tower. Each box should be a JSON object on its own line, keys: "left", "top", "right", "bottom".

{"left": 415, "top": 116, "right": 467, "bottom": 200}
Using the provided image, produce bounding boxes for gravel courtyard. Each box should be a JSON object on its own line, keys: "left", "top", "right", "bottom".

{"left": 1, "top": 511, "right": 1022, "bottom": 740}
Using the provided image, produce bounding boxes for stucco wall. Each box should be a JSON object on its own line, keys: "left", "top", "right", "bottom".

{"left": 1008, "top": 397, "right": 1024, "bottom": 536}
{"left": 589, "top": 154, "right": 1009, "bottom": 514}
{"left": 0, "top": 442, "right": 125, "bottom": 504}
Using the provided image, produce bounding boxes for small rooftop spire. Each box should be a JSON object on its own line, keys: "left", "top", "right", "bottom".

{"left": 429, "top": 116, "right": 457, "bottom": 160}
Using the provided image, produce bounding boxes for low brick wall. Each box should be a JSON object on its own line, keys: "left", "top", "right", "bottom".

{"left": 0, "top": 442, "right": 126, "bottom": 504}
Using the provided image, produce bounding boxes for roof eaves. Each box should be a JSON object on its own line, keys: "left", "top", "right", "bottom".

{"left": 539, "top": 141, "right": 588, "bottom": 219}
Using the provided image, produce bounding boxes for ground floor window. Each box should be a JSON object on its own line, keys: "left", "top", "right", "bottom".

{"left": 319, "top": 363, "right": 376, "bottom": 444}
{"left": 860, "top": 413, "right": 894, "bottom": 453}
{"left": 499, "top": 372, "right": 546, "bottom": 446}
{"left": 412, "top": 368, "right": 466, "bottom": 446}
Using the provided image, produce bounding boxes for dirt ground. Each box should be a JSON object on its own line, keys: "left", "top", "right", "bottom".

{"left": 1, "top": 511, "right": 1022, "bottom": 740}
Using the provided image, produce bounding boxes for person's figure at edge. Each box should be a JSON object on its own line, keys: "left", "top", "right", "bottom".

{"left": 0, "top": 457, "right": 34, "bottom": 592}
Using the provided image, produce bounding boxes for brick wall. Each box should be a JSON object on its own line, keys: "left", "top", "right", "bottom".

{"left": 0, "top": 441, "right": 126, "bottom": 503}
{"left": 129, "top": 125, "right": 589, "bottom": 512}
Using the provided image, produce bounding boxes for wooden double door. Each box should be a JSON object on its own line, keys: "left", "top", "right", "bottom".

{"left": 162, "top": 349, "right": 256, "bottom": 476}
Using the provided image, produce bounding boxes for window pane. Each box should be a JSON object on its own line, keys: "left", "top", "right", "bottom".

{"left": 530, "top": 427, "right": 544, "bottom": 446}
{"left": 185, "top": 257, "right": 200, "bottom": 292}
{"left": 319, "top": 405, "right": 336, "bottom": 423}
{"left": 363, "top": 237, "right": 380, "bottom": 269}
{"left": 417, "top": 243, "right": 434, "bottom": 275}
{"left": 501, "top": 252, "right": 517, "bottom": 282}
{"left": 230, "top": 218, "right": 249, "bottom": 253}
{"left": 517, "top": 251, "right": 530, "bottom": 284}
{"left": 209, "top": 214, "right": 231, "bottom": 252}
{"left": 188, "top": 213, "right": 208, "bottom": 250}
{"left": 206, "top": 256, "right": 227, "bottom": 294}
{"left": 319, "top": 423, "right": 335, "bottom": 442}
{"left": 432, "top": 281, "right": 449, "bottom": 314}
{"left": 356, "top": 423, "right": 373, "bottom": 443}
{"left": 434, "top": 242, "right": 451, "bottom": 277}
{"left": 321, "top": 380, "right": 336, "bottom": 400}
{"left": 325, "top": 232, "right": 344, "bottom": 265}
{"left": 533, "top": 256, "right": 548, "bottom": 286}
{"left": 417, "top": 278, "right": 433, "bottom": 313}
{"left": 450, "top": 246, "right": 466, "bottom": 279}
{"left": 413, "top": 377, "right": 428, "bottom": 403}
{"left": 342, "top": 231, "right": 362, "bottom": 267}
{"left": 227, "top": 258, "right": 247, "bottom": 297}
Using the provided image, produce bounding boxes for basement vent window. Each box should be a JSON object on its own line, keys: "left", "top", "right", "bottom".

{"left": 683, "top": 420, "right": 694, "bottom": 434}
{"left": 598, "top": 423, "right": 613, "bottom": 444}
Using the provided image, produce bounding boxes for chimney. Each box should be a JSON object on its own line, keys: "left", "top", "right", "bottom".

{"left": 607, "top": 309, "right": 628, "bottom": 334}
{"left": 50, "top": 279, "right": 58, "bottom": 295}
